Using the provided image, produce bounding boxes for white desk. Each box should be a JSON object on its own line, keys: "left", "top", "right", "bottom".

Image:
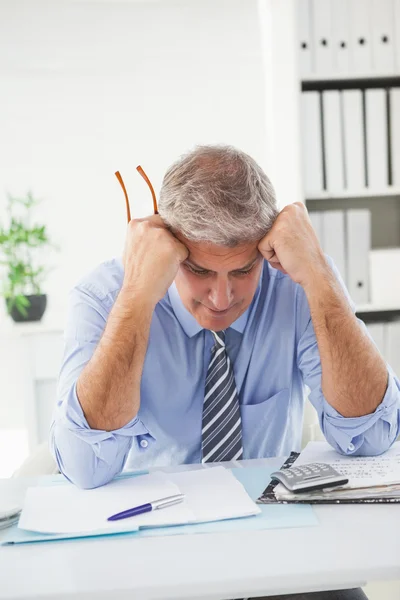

{"left": 1, "top": 458, "right": 400, "bottom": 600}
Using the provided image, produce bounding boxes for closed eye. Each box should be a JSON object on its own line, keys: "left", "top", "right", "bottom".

{"left": 233, "top": 267, "right": 254, "bottom": 276}
{"left": 185, "top": 265, "right": 210, "bottom": 276}
{"left": 233, "top": 265, "right": 254, "bottom": 275}
{"left": 185, "top": 264, "right": 256, "bottom": 276}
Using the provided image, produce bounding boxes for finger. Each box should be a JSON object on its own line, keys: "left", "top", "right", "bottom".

{"left": 148, "top": 214, "right": 166, "bottom": 227}
{"left": 267, "top": 260, "right": 287, "bottom": 275}
{"left": 266, "top": 250, "right": 279, "bottom": 264}
{"left": 130, "top": 214, "right": 166, "bottom": 228}
{"left": 258, "top": 236, "right": 275, "bottom": 260}
{"left": 260, "top": 248, "right": 276, "bottom": 260}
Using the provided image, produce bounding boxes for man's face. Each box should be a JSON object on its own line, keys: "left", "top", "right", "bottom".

{"left": 174, "top": 235, "right": 263, "bottom": 331}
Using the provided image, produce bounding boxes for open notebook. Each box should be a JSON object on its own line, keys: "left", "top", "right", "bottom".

{"left": 258, "top": 441, "right": 400, "bottom": 504}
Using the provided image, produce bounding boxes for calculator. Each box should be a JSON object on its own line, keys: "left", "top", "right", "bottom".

{"left": 270, "top": 462, "right": 349, "bottom": 493}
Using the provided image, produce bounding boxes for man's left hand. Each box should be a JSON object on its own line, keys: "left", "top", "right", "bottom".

{"left": 258, "top": 202, "right": 328, "bottom": 287}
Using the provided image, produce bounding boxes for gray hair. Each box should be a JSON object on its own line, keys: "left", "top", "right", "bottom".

{"left": 158, "top": 145, "right": 278, "bottom": 247}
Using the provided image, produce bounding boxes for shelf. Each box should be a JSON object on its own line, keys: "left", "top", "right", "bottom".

{"left": 0, "top": 314, "right": 64, "bottom": 337}
{"left": 306, "top": 188, "right": 400, "bottom": 201}
{"left": 302, "top": 74, "right": 400, "bottom": 91}
{"left": 356, "top": 304, "right": 400, "bottom": 314}
{"left": 302, "top": 72, "right": 400, "bottom": 82}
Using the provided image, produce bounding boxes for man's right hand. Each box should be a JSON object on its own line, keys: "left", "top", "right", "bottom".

{"left": 122, "top": 215, "right": 189, "bottom": 306}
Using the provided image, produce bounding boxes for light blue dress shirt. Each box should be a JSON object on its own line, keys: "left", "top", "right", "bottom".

{"left": 50, "top": 257, "right": 400, "bottom": 488}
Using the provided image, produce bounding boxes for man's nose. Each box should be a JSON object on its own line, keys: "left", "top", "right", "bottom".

{"left": 209, "top": 278, "right": 234, "bottom": 310}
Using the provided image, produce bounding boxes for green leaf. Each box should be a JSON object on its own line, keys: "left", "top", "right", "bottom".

{"left": 14, "top": 295, "right": 30, "bottom": 317}
{"left": 0, "top": 191, "right": 55, "bottom": 302}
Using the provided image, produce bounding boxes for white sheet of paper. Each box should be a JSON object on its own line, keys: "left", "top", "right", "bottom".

{"left": 18, "top": 466, "right": 260, "bottom": 535}
{"left": 156, "top": 466, "right": 260, "bottom": 524}
{"left": 18, "top": 472, "right": 194, "bottom": 534}
{"left": 294, "top": 441, "right": 400, "bottom": 488}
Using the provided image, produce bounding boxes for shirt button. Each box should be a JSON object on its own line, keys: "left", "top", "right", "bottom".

{"left": 140, "top": 439, "right": 148, "bottom": 449}
{"left": 348, "top": 442, "right": 355, "bottom": 452}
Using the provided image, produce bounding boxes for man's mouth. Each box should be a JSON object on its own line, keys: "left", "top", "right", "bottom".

{"left": 203, "top": 305, "right": 232, "bottom": 316}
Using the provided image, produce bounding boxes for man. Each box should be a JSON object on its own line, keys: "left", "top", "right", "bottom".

{"left": 51, "top": 145, "right": 399, "bottom": 600}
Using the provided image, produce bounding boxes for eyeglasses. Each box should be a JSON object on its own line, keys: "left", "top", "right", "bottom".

{"left": 115, "top": 166, "right": 158, "bottom": 223}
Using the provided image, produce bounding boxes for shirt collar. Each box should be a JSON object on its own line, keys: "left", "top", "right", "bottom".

{"left": 167, "top": 267, "right": 264, "bottom": 337}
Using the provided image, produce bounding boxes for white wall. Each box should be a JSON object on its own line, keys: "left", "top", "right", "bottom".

{"left": 0, "top": 0, "right": 279, "bottom": 323}
{"left": 0, "top": 0, "right": 303, "bottom": 473}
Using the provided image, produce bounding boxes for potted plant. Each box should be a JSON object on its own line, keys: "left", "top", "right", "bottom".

{"left": 0, "top": 192, "right": 55, "bottom": 322}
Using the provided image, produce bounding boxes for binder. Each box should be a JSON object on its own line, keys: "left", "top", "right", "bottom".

{"left": 348, "top": 0, "right": 373, "bottom": 73}
{"left": 322, "top": 90, "right": 345, "bottom": 192}
{"left": 331, "top": 0, "right": 350, "bottom": 73}
{"left": 342, "top": 89, "right": 366, "bottom": 191}
{"left": 346, "top": 209, "right": 371, "bottom": 305}
{"left": 366, "top": 322, "right": 386, "bottom": 356}
{"left": 312, "top": 0, "right": 333, "bottom": 74}
{"left": 395, "top": 0, "right": 400, "bottom": 73}
{"left": 309, "top": 211, "right": 323, "bottom": 245}
{"left": 322, "top": 210, "right": 347, "bottom": 285}
{"left": 301, "top": 92, "right": 324, "bottom": 196}
{"left": 365, "top": 89, "right": 388, "bottom": 189}
{"left": 385, "top": 321, "right": 400, "bottom": 379}
{"left": 369, "top": 248, "right": 400, "bottom": 306}
{"left": 390, "top": 88, "right": 400, "bottom": 186}
{"left": 258, "top": 444, "right": 400, "bottom": 504}
{"left": 371, "top": 0, "right": 396, "bottom": 73}
{"left": 298, "top": 0, "right": 314, "bottom": 77}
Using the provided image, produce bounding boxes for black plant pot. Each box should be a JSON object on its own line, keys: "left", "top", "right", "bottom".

{"left": 7, "top": 294, "right": 47, "bottom": 323}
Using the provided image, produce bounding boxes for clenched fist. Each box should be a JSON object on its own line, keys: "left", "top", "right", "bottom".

{"left": 258, "top": 202, "right": 328, "bottom": 287}
{"left": 122, "top": 215, "right": 189, "bottom": 306}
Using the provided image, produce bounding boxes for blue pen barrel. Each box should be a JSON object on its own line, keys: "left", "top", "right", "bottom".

{"left": 108, "top": 502, "right": 152, "bottom": 521}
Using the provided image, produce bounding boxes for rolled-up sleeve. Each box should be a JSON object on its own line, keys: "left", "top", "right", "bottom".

{"left": 50, "top": 282, "right": 155, "bottom": 489}
{"left": 296, "top": 256, "right": 400, "bottom": 456}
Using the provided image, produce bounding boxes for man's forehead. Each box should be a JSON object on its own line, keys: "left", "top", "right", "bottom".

{"left": 181, "top": 238, "right": 260, "bottom": 271}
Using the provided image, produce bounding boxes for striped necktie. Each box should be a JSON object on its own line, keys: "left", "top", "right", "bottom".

{"left": 201, "top": 330, "right": 243, "bottom": 463}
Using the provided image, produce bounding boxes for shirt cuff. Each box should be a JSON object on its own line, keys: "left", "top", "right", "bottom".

{"left": 57, "top": 382, "right": 156, "bottom": 457}
{"left": 321, "top": 370, "right": 400, "bottom": 454}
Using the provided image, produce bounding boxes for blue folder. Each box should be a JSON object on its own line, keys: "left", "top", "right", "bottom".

{"left": 1, "top": 466, "right": 318, "bottom": 545}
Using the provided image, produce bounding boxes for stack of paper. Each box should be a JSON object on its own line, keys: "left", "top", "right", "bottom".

{"left": 0, "top": 504, "right": 21, "bottom": 531}
{"left": 18, "top": 466, "right": 260, "bottom": 536}
{"left": 273, "top": 441, "right": 400, "bottom": 503}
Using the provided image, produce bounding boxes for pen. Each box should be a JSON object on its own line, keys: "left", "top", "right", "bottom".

{"left": 107, "top": 494, "right": 185, "bottom": 522}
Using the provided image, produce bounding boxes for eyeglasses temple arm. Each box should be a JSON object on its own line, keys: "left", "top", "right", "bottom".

{"left": 136, "top": 165, "right": 158, "bottom": 214}
{"left": 115, "top": 171, "right": 131, "bottom": 224}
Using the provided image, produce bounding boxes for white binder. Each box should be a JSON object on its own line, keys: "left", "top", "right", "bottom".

{"left": 322, "top": 90, "right": 345, "bottom": 192}
{"left": 348, "top": 0, "right": 373, "bottom": 73}
{"left": 366, "top": 323, "right": 386, "bottom": 356}
{"left": 312, "top": 0, "right": 333, "bottom": 74}
{"left": 301, "top": 92, "right": 324, "bottom": 196}
{"left": 346, "top": 209, "right": 371, "bottom": 305}
{"left": 365, "top": 89, "right": 388, "bottom": 190}
{"left": 390, "top": 88, "right": 400, "bottom": 186}
{"left": 322, "top": 210, "right": 347, "bottom": 285}
{"left": 385, "top": 321, "right": 400, "bottom": 379}
{"left": 309, "top": 210, "right": 323, "bottom": 246}
{"left": 342, "top": 89, "right": 365, "bottom": 191}
{"left": 369, "top": 248, "right": 400, "bottom": 306}
{"left": 331, "top": 0, "right": 350, "bottom": 73}
{"left": 298, "top": 0, "right": 314, "bottom": 77}
{"left": 370, "top": 0, "right": 395, "bottom": 73}
{"left": 395, "top": 0, "right": 400, "bottom": 73}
